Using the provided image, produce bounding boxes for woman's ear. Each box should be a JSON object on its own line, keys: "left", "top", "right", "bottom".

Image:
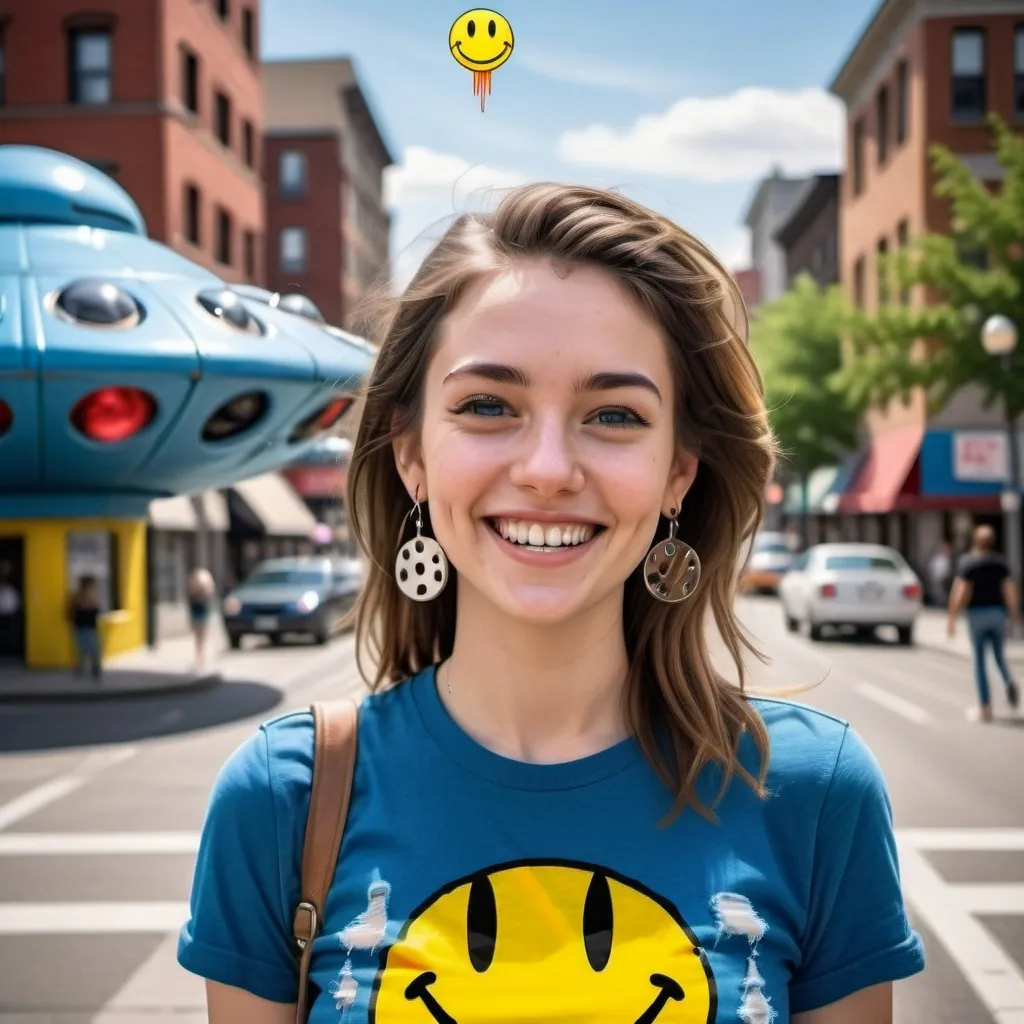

{"left": 663, "top": 445, "right": 699, "bottom": 515}
{"left": 392, "top": 415, "right": 426, "bottom": 502}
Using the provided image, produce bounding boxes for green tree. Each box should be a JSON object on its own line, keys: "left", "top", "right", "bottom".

{"left": 841, "top": 115, "right": 1024, "bottom": 418}
{"left": 751, "top": 273, "right": 862, "bottom": 546}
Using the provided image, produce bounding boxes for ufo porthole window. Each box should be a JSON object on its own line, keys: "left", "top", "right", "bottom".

{"left": 276, "top": 292, "right": 326, "bottom": 324}
{"left": 202, "top": 391, "right": 270, "bottom": 442}
{"left": 196, "top": 288, "right": 263, "bottom": 335}
{"left": 54, "top": 279, "right": 142, "bottom": 328}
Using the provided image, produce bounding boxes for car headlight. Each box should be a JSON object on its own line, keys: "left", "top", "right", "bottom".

{"left": 223, "top": 596, "right": 241, "bottom": 615}
{"left": 297, "top": 590, "right": 321, "bottom": 613}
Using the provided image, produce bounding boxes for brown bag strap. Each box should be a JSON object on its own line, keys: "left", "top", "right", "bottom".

{"left": 293, "top": 698, "right": 359, "bottom": 1024}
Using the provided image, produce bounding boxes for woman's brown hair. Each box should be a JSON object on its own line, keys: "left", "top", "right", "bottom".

{"left": 347, "top": 183, "right": 778, "bottom": 821}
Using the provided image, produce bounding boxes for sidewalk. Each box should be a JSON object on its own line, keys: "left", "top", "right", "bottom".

{"left": 0, "top": 618, "right": 228, "bottom": 701}
{"left": 914, "top": 607, "right": 1024, "bottom": 668}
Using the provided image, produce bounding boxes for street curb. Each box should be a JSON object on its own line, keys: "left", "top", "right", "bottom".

{"left": 0, "top": 670, "right": 223, "bottom": 703}
{"left": 917, "top": 641, "right": 1024, "bottom": 668}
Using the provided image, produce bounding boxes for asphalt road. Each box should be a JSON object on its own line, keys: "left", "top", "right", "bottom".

{"left": 0, "top": 597, "right": 1021, "bottom": 1023}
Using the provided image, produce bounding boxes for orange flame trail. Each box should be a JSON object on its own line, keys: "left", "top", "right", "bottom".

{"left": 472, "top": 69, "right": 492, "bottom": 112}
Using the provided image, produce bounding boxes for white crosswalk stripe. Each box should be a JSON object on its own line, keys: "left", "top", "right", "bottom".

{"left": 898, "top": 829, "right": 1024, "bottom": 1023}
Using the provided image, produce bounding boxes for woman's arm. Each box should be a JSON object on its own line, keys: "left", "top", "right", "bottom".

{"left": 792, "top": 982, "right": 892, "bottom": 1024}
{"left": 206, "top": 980, "right": 295, "bottom": 1024}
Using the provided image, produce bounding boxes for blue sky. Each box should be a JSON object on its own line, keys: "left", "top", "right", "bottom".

{"left": 262, "top": 0, "right": 878, "bottom": 285}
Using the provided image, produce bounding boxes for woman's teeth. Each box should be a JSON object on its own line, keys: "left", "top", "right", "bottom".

{"left": 494, "top": 519, "right": 595, "bottom": 548}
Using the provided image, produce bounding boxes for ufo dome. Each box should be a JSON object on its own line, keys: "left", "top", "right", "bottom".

{"left": 0, "top": 145, "right": 145, "bottom": 235}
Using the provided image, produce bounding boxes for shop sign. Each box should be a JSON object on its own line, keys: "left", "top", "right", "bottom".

{"left": 954, "top": 432, "right": 1007, "bottom": 481}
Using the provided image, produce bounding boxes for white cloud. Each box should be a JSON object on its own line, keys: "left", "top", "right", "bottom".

{"left": 556, "top": 87, "right": 844, "bottom": 180}
{"left": 716, "top": 227, "right": 752, "bottom": 271}
{"left": 517, "top": 47, "right": 681, "bottom": 96}
{"left": 385, "top": 146, "right": 530, "bottom": 291}
{"left": 384, "top": 145, "right": 529, "bottom": 209}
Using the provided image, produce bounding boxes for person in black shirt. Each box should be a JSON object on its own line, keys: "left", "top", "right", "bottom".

{"left": 947, "top": 525, "right": 1021, "bottom": 722}
{"left": 67, "top": 575, "right": 103, "bottom": 681}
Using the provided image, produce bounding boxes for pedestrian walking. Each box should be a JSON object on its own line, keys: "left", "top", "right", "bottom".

{"left": 927, "top": 538, "right": 953, "bottom": 606}
{"left": 67, "top": 575, "right": 103, "bottom": 680}
{"left": 187, "top": 567, "right": 216, "bottom": 672}
{"left": 178, "top": 183, "right": 924, "bottom": 1023}
{"left": 947, "top": 524, "right": 1021, "bottom": 722}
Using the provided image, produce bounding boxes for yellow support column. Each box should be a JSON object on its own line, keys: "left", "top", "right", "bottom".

{"left": 1, "top": 518, "right": 148, "bottom": 669}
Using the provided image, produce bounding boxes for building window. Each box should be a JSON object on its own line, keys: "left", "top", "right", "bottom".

{"left": 69, "top": 28, "right": 112, "bottom": 105}
{"left": 951, "top": 28, "right": 986, "bottom": 121}
{"left": 243, "top": 120, "right": 255, "bottom": 168}
{"left": 181, "top": 46, "right": 199, "bottom": 115}
{"left": 216, "top": 207, "right": 232, "bottom": 265}
{"left": 244, "top": 230, "right": 255, "bottom": 280}
{"left": 215, "top": 0, "right": 230, "bottom": 20}
{"left": 242, "top": 8, "right": 255, "bottom": 58}
{"left": 279, "top": 227, "right": 308, "bottom": 273}
{"left": 279, "top": 150, "right": 307, "bottom": 196}
{"left": 876, "top": 237, "right": 890, "bottom": 306}
{"left": 185, "top": 185, "right": 201, "bottom": 246}
{"left": 215, "top": 91, "right": 231, "bottom": 147}
{"left": 876, "top": 85, "right": 889, "bottom": 165}
{"left": 897, "top": 219, "right": 910, "bottom": 304}
{"left": 853, "top": 256, "right": 865, "bottom": 309}
{"left": 1015, "top": 26, "right": 1024, "bottom": 118}
{"left": 896, "top": 60, "right": 909, "bottom": 144}
{"left": 852, "top": 118, "right": 865, "bottom": 196}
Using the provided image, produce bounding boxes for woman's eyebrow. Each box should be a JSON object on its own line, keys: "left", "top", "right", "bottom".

{"left": 442, "top": 362, "right": 530, "bottom": 387}
{"left": 576, "top": 372, "right": 662, "bottom": 405}
{"left": 442, "top": 364, "right": 662, "bottom": 405}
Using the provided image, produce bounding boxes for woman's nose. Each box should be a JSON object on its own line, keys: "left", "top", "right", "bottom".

{"left": 509, "top": 418, "right": 584, "bottom": 495}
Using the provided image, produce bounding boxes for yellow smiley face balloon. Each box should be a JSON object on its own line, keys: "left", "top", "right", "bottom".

{"left": 448, "top": 9, "right": 514, "bottom": 112}
{"left": 369, "top": 862, "right": 717, "bottom": 1023}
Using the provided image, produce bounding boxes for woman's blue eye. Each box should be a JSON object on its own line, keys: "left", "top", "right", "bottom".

{"left": 592, "top": 408, "right": 642, "bottom": 426}
{"left": 465, "top": 400, "right": 505, "bottom": 417}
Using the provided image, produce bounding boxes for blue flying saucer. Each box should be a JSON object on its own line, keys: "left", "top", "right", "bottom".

{"left": 0, "top": 145, "right": 372, "bottom": 518}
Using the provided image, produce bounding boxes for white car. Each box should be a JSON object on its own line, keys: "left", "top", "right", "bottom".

{"left": 778, "top": 543, "right": 923, "bottom": 644}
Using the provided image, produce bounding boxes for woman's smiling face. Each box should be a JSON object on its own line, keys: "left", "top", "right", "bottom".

{"left": 395, "top": 259, "right": 697, "bottom": 625}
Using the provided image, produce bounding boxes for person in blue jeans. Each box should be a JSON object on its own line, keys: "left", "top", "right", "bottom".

{"left": 948, "top": 525, "right": 1021, "bottom": 722}
{"left": 67, "top": 575, "right": 103, "bottom": 681}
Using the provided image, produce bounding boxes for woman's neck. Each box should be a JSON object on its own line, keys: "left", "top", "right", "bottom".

{"left": 440, "top": 587, "right": 631, "bottom": 765}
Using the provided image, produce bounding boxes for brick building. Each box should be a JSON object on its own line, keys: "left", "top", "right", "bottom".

{"left": 773, "top": 173, "right": 841, "bottom": 288}
{"left": 262, "top": 58, "right": 394, "bottom": 328}
{"left": 0, "top": 0, "right": 264, "bottom": 284}
{"left": 829, "top": 0, "right": 1024, "bottom": 570}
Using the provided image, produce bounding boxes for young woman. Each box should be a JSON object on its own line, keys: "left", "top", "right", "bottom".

{"left": 187, "top": 567, "right": 216, "bottom": 672}
{"left": 178, "top": 184, "right": 924, "bottom": 1023}
{"left": 68, "top": 574, "right": 103, "bottom": 680}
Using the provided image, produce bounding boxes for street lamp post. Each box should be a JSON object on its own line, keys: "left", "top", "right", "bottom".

{"left": 981, "top": 314, "right": 1021, "bottom": 588}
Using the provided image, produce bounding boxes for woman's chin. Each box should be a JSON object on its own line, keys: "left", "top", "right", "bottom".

{"left": 469, "top": 580, "right": 614, "bottom": 627}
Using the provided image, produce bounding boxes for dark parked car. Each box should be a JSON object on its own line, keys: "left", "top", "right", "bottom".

{"left": 221, "top": 556, "right": 361, "bottom": 648}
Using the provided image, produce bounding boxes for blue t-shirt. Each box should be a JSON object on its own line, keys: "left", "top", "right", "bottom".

{"left": 178, "top": 666, "right": 924, "bottom": 1022}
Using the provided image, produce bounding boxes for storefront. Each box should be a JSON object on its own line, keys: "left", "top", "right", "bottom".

{"left": 0, "top": 516, "right": 146, "bottom": 669}
{"left": 779, "top": 456, "right": 861, "bottom": 548}
{"left": 147, "top": 491, "right": 230, "bottom": 643}
{"left": 225, "top": 472, "right": 320, "bottom": 584}
{"left": 916, "top": 428, "right": 1023, "bottom": 559}
{"left": 283, "top": 437, "right": 353, "bottom": 555}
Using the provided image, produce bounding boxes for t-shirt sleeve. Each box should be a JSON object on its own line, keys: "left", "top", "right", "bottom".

{"left": 789, "top": 725, "right": 925, "bottom": 1013}
{"left": 176, "top": 726, "right": 300, "bottom": 1003}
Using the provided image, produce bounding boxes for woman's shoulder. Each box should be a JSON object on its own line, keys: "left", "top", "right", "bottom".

{"left": 746, "top": 695, "right": 884, "bottom": 799}
{"left": 254, "top": 676, "right": 420, "bottom": 780}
